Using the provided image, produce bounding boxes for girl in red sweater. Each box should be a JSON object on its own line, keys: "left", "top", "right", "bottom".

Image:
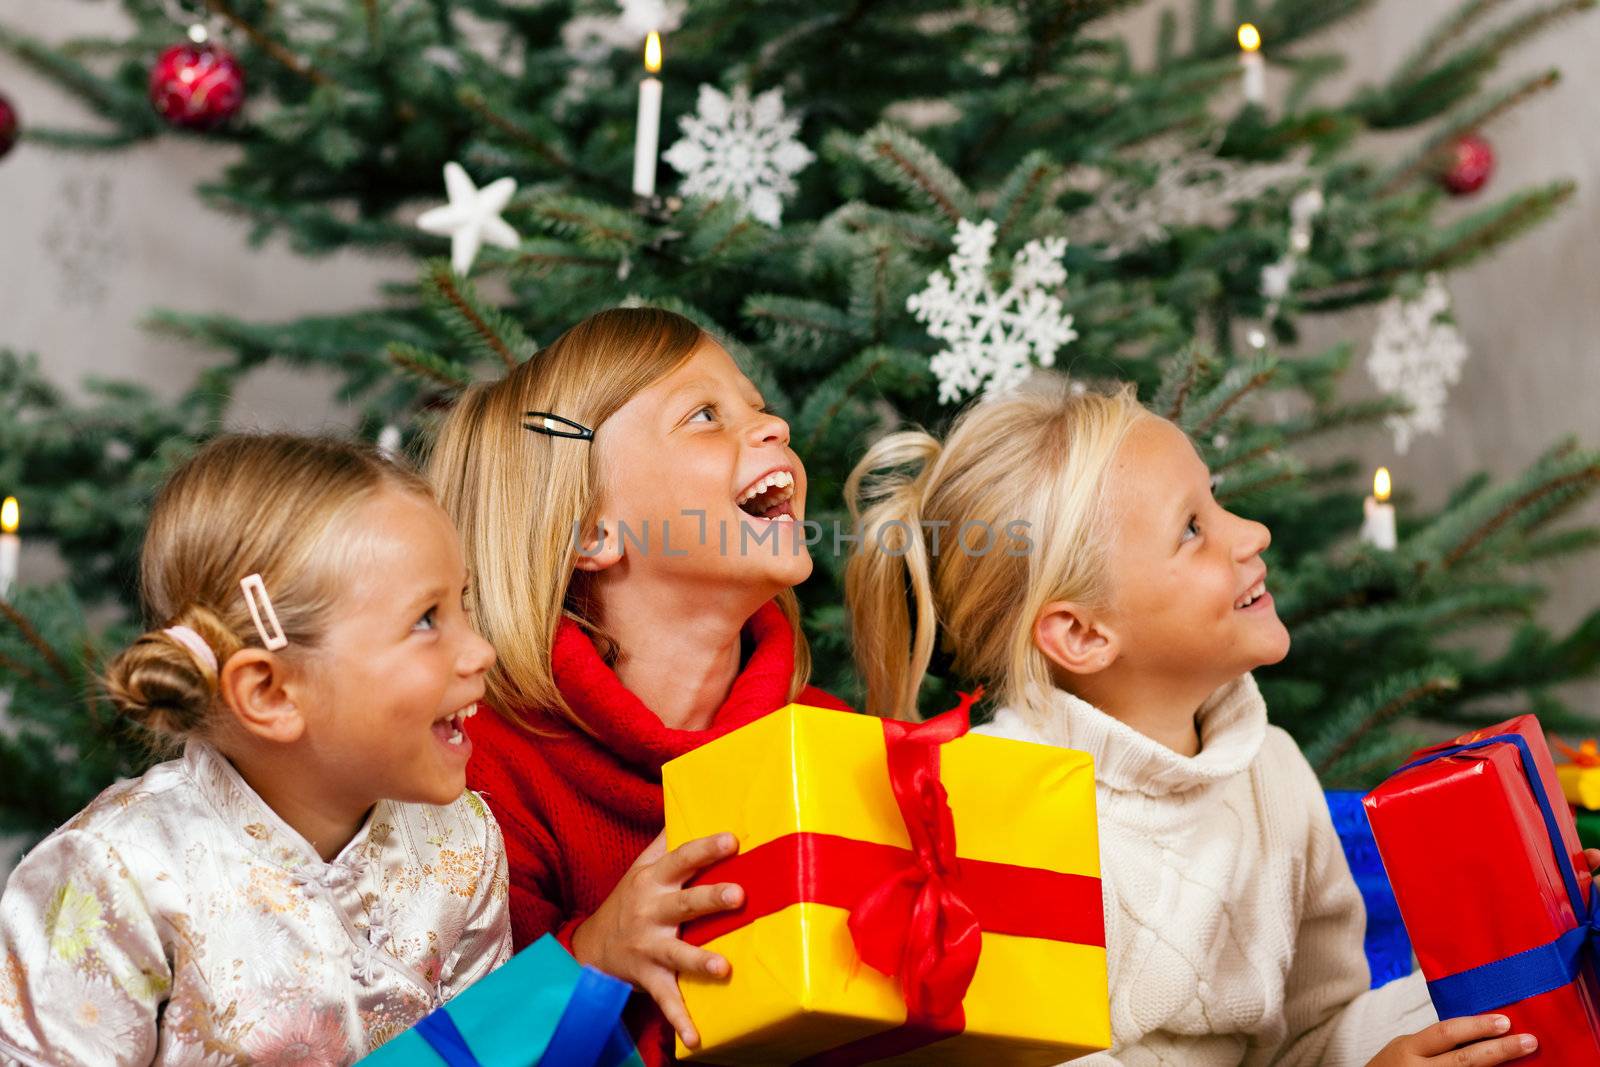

{"left": 426, "top": 307, "right": 850, "bottom": 1064}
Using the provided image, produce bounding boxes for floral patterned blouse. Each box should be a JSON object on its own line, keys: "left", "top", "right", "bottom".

{"left": 0, "top": 742, "right": 511, "bottom": 1066}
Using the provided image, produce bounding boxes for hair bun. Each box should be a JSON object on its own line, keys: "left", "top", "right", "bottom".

{"left": 103, "top": 604, "right": 241, "bottom": 741}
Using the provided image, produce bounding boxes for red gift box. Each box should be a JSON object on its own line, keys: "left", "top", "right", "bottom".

{"left": 1364, "top": 715, "right": 1600, "bottom": 1063}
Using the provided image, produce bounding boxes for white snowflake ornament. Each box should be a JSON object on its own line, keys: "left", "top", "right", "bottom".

{"left": 1366, "top": 274, "right": 1469, "bottom": 454}
{"left": 663, "top": 84, "right": 814, "bottom": 227}
{"left": 416, "top": 162, "right": 520, "bottom": 275}
{"left": 907, "top": 218, "right": 1077, "bottom": 404}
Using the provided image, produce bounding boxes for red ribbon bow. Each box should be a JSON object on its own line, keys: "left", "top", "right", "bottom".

{"left": 679, "top": 687, "right": 1105, "bottom": 1066}
{"left": 1556, "top": 738, "right": 1600, "bottom": 768}
{"left": 847, "top": 692, "right": 984, "bottom": 1025}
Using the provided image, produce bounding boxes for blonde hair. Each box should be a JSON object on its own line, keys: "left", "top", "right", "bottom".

{"left": 103, "top": 434, "right": 434, "bottom": 743}
{"left": 845, "top": 376, "right": 1148, "bottom": 722}
{"left": 425, "top": 307, "right": 812, "bottom": 732}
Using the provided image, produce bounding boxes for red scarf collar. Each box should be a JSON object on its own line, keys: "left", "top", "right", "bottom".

{"left": 548, "top": 599, "right": 798, "bottom": 774}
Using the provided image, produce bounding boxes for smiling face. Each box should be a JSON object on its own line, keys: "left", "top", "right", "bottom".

{"left": 1098, "top": 418, "right": 1290, "bottom": 688}
{"left": 587, "top": 337, "right": 812, "bottom": 597}
{"left": 301, "top": 488, "right": 496, "bottom": 808}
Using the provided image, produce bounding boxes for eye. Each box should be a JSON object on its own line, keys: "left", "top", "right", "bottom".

{"left": 1181, "top": 516, "right": 1201, "bottom": 544}
{"left": 414, "top": 607, "right": 438, "bottom": 632}
{"left": 688, "top": 404, "right": 717, "bottom": 423}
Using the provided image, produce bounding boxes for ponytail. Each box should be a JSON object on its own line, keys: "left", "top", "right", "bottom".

{"left": 844, "top": 429, "right": 944, "bottom": 720}
{"left": 844, "top": 377, "right": 1148, "bottom": 727}
{"left": 104, "top": 604, "right": 244, "bottom": 745}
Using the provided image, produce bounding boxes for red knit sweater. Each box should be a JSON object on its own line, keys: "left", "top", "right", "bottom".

{"left": 463, "top": 599, "right": 851, "bottom": 1065}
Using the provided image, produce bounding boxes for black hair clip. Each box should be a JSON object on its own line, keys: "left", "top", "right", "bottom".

{"left": 523, "top": 411, "right": 594, "bottom": 441}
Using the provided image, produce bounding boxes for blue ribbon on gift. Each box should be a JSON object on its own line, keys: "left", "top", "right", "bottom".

{"left": 1392, "top": 733, "right": 1600, "bottom": 1019}
{"left": 1326, "top": 789, "right": 1414, "bottom": 988}
{"left": 412, "top": 965, "right": 633, "bottom": 1067}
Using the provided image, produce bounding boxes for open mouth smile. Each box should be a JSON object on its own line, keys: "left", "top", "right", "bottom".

{"left": 735, "top": 467, "right": 797, "bottom": 523}
{"left": 431, "top": 703, "right": 478, "bottom": 750}
{"left": 1235, "top": 577, "right": 1270, "bottom": 611}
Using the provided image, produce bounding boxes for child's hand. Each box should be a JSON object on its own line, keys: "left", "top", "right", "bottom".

{"left": 570, "top": 830, "right": 744, "bottom": 1050}
{"left": 1585, "top": 847, "right": 1600, "bottom": 872}
{"left": 1367, "top": 1015, "right": 1536, "bottom": 1066}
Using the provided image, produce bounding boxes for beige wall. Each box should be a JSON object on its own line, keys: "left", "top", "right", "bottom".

{"left": 2, "top": 0, "right": 1597, "bottom": 707}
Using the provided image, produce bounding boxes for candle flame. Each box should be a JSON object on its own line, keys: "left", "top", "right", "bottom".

{"left": 644, "top": 31, "right": 662, "bottom": 74}
{"left": 1237, "top": 22, "right": 1261, "bottom": 53}
{"left": 1, "top": 497, "right": 16, "bottom": 535}
{"left": 1373, "top": 467, "right": 1392, "bottom": 503}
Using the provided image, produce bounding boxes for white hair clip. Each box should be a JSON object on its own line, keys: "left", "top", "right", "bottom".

{"left": 240, "top": 573, "right": 288, "bottom": 651}
{"left": 162, "top": 625, "right": 218, "bottom": 674}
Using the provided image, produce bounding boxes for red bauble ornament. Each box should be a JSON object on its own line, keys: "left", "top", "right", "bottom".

{"left": 0, "top": 92, "right": 18, "bottom": 160}
{"left": 148, "top": 42, "right": 245, "bottom": 129}
{"left": 1439, "top": 133, "right": 1495, "bottom": 196}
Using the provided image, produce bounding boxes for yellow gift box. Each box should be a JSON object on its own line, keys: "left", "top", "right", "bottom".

{"left": 1556, "top": 739, "right": 1600, "bottom": 810}
{"left": 663, "top": 703, "right": 1111, "bottom": 1066}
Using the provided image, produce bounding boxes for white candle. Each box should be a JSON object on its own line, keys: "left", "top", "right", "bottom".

{"left": 0, "top": 497, "right": 18, "bottom": 600}
{"left": 1238, "top": 23, "right": 1265, "bottom": 106}
{"left": 1361, "top": 467, "right": 1398, "bottom": 551}
{"left": 632, "top": 31, "right": 663, "bottom": 199}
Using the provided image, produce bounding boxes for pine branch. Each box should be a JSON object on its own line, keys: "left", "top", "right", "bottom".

{"left": 743, "top": 295, "right": 862, "bottom": 355}
{"left": 1375, "top": 70, "right": 1560, "bottom": 195}
{"left": 859, "top": 124, "right": 972, "bottom": 225}
{"left": 1425, "top": 180, "right": 1576, "bottom": 271}
{"left": 992, "top": 152, "right": 1060, "bottom": 245}
{"left": 451, "top": 85, "right": 622, "bottom": 195}
{"left": 1390, "top": 0, "right": 1516, "bottom": 89}
{"left": 1152, "top": 343, "right": 1216, "bottom": 422}
{"left": 530, "top": 196, "right": 649, "bottom": 253}
{"left": 0, "top": 21, "right": 158, "bottom": 132}
{"left": 1441, "top": 466, "right": 1600, "bottom": 570}
{"left": 422, "top": 263, "right": 527, "bottom": 370}
{"left": 387, "top": 342, "right": 474, "bottom": 392}
{"left": 0, "top": 651, "right": 49, "bottom": 690}
{"left": 1310, "top": 671, "right": 1460, "bottom": 776}
{"left": 201, "top": 0, "right": 333, "bottom": 87}
{"left": 1182, "top": 357, "right": 1277, "bottom": 435}
{"left": 0, "top": 600, "right": 73, "bottom": 688}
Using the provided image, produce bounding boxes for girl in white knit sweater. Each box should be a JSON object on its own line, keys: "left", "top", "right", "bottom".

{"left": 842, "top": 377, "right": 1537, "bottom": 1067}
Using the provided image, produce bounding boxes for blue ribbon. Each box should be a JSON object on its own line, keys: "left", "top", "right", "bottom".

{"left": 414, "top": 964, "right": 633, "bottom": 1067}
{"left": 1391, "top": 733, "right": 1600, "bottom": 1018}
{"left": 538, "top": 967, "right": 633, "bottom": 1067}
{"left": 414, "top": 1010, "right": 476, "bottom": 1067}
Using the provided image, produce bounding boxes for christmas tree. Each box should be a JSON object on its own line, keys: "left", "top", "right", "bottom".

{"left": 3, "top": 0, "right": 1599, "bottom": 842}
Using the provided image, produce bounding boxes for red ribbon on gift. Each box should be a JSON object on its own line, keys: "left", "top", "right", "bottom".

{"left": 681, "top": 691, "right": 1105, "bottom": 1066}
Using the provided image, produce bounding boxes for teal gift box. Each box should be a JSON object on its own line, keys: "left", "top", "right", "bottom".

{"left": 361, "top": 935, "right": 642, "bottom": 1067}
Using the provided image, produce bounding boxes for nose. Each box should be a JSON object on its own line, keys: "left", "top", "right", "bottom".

{"left": 1232, "top": 513, "right": 1272, "bottom": 562}
{"left": 747, "top": 407, "right": 790, "bottom": 448}
{"left": 459, "top": 628, "right": 497, "bottom": 677}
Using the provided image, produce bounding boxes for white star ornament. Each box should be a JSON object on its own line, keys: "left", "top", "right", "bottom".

{"left": 416, "top": 162, "right": 521, "bottom": 275}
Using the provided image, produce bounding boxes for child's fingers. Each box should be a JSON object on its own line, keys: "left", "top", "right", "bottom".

{"left": 1411, "top": 1016, "right": 1511, "bottom": 1056}
{"left": 1411, "top": 1016, "right": 1510, "bottom": 1056}
{"left": 660, "top": 938, "right": 731, "bottom": 980}
{"left": 656, "top": 832, "right": 738, "bottom": 884}
{"left": 662, "top": 882, "right": 744, "bottom": 924}
{"left": 1428, "top": 1034, "right": 1538, "bottom": 1065}
{"left": 632, "top": 830, "right": 669, "bottom": 869}
{"left": 1584, "top": 846, "right": 1600, "bottom": 872}
{"left": 642, "top": 969, "right": 703, "bottom": 1049}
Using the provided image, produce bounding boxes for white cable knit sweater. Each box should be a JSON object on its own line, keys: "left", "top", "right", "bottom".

{"left": 976, "top": 674, "right": 1436, "bottom": 1067}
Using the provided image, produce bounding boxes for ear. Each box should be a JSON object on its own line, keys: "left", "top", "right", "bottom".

{"left": 572, "top": 517, "right": 625, "bottom": 574}
{"left": 218, "top": 649, "right": 307, "bottom": 744}
{"left": 1033, "top": 599, "right": 1121, "bottom": 678}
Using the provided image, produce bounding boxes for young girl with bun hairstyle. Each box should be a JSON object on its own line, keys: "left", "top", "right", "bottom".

{"left": 844, "top": 376, "right": 1544, "bottom": 1067}
{"left": 0, "top": 434, "right": 506, "bottom": 1066}
{"left": 426, "top": 307, "right": 849, "bottom": 1064}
